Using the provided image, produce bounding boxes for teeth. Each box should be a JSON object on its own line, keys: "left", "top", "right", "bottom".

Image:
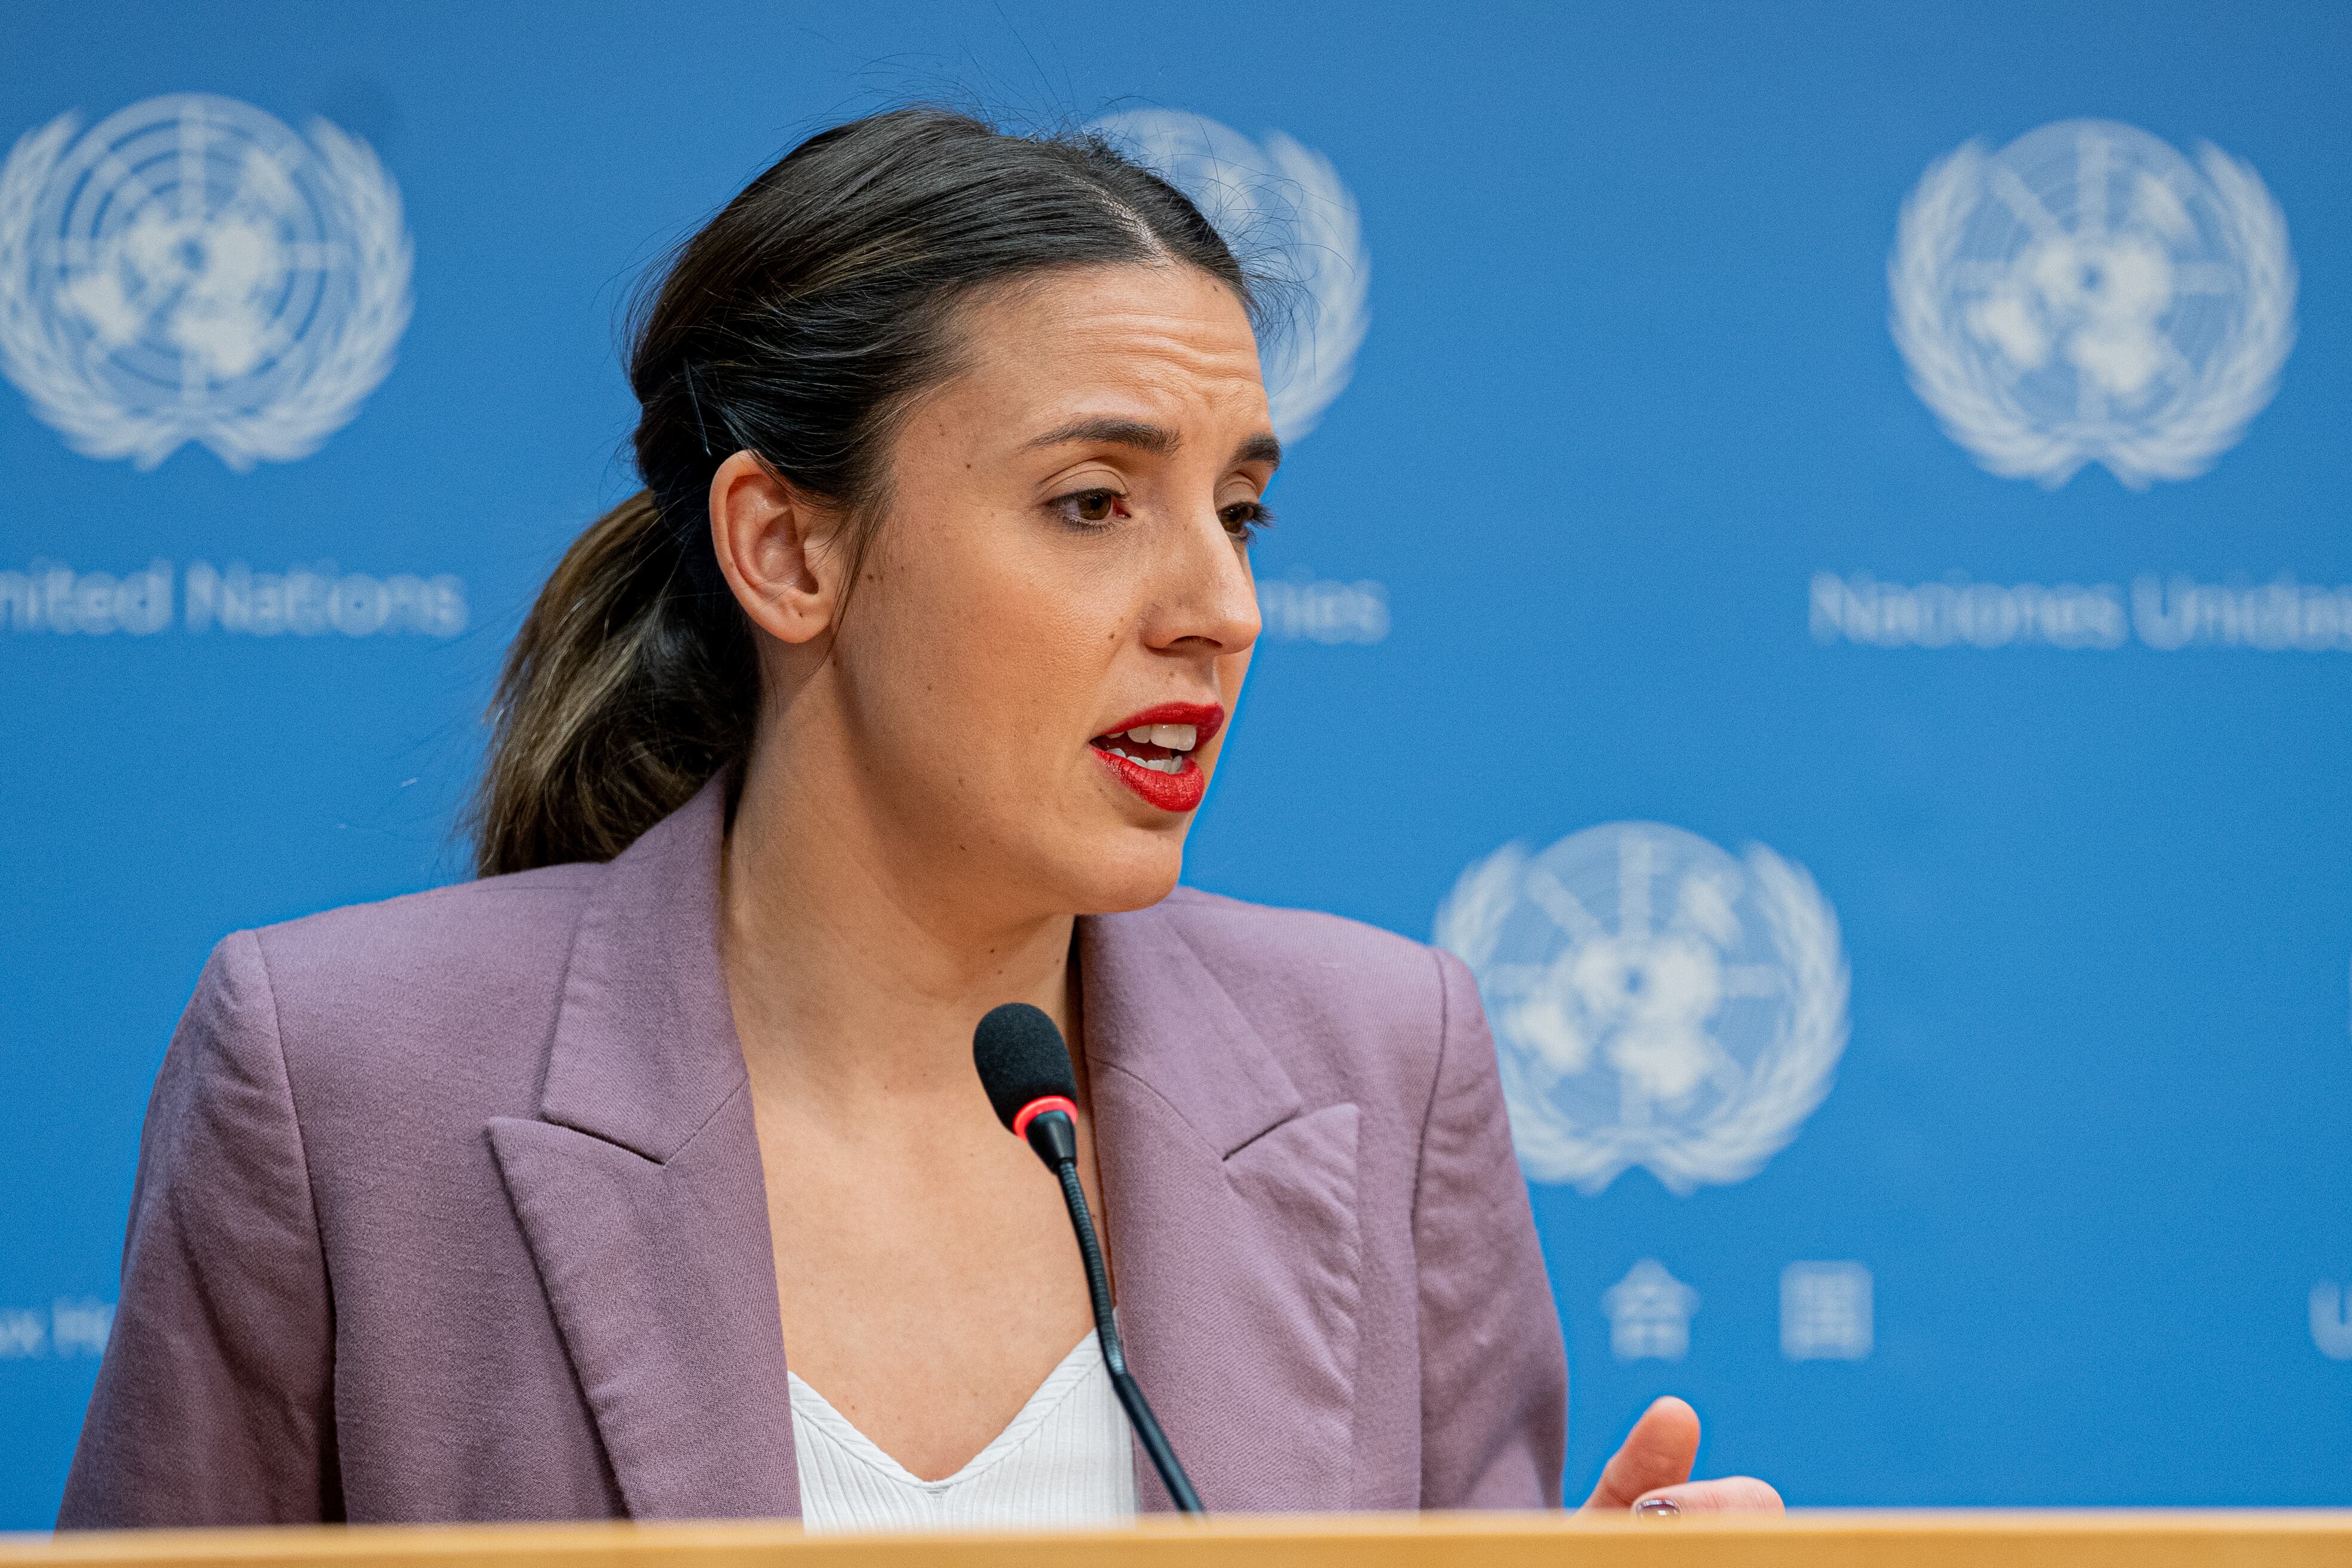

{"left": 1104, "top": 746, "right": 1184, "bottom": 774}
{"left": 1114, "top": 723, "right": 1200, "bottom": 751}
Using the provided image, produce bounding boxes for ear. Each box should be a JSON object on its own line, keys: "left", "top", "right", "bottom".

{"left": 706, "top": 450, "right": 849, "bottom": 645}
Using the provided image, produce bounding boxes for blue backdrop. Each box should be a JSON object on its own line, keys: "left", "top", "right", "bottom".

{"left": 5, "top": 0, "right": 2349, "bottom": 1528}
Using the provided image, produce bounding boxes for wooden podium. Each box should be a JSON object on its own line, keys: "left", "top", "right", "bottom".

{"left": 7, "top": 1512, "right": 2351, "bottom": 1567}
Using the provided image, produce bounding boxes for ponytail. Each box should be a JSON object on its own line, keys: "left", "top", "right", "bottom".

{"left": 468, "top": 490, "right": 755, "bottom": 878}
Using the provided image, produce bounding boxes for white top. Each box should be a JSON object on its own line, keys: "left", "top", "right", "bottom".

{"left": 789, "top": 1331, "right": 1140, "bottom": 1532}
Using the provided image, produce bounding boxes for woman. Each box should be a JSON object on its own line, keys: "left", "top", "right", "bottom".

{"left": 59, "top": 108, "right": 1778, "bottom": 1530}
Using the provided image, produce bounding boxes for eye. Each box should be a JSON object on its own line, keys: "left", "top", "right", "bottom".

{"left": 1220, "top": 499, "right": 1275, "bottom": 543}
{"left": 1051, "top": 488, "right": 1130, "bottom": 528}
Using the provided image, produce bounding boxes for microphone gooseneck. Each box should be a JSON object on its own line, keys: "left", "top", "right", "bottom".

{"left": 972, "top": 1002, "right": 1205, "bottom": 1515}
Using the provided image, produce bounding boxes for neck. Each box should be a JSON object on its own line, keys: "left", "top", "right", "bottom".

{"left": 717, "top": 736, "right": 1077, "bottom": 1121}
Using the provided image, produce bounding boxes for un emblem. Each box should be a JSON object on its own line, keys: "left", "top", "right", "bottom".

{"left": 0, "top": 94, "right": 412, "bottom": 470}
{"left": 1435, "top": 824, "right": 1848, "bottom": 1195}
{"left": 1092, "top": 109, "right": 1367, "bottom": 444}
{"left": 1890, "top": 119, "right": 2293, "bottom": 488}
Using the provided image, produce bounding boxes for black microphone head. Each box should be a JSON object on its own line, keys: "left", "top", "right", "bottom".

{"left": 972, "top": 1002, "right": 1078, "bottom": 1133}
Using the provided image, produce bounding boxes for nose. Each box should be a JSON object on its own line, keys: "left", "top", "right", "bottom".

{"left": 1141, "top": 503, "right": 1261, "bottom": 659}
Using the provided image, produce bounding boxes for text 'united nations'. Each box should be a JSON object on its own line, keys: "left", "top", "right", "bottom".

{"left": 1, "top": 561, "right": 467, "bottom": 638}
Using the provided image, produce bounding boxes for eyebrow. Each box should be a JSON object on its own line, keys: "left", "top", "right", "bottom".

{"left": 1024, "top": 417, "right": 1284, "bottom": 473}
{"left": 1232, "top": 432, "right": 1283, "bottom": 470}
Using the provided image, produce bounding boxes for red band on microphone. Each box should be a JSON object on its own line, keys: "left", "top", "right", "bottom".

{"left": 1011, "top": 1095, "right": 1078, "bottom": 1141}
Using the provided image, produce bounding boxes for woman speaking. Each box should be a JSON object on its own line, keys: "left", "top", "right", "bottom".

{"left": 59, "top": 108, "right": 1777, "bottom": 1530}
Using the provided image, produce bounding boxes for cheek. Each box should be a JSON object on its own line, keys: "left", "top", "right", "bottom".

{"left": 850, "top": 511, "right": 1122, "bottom": 782}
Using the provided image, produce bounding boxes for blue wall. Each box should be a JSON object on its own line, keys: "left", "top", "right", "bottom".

{"left": 4, "top": 0, "right": 2348, "bottom": 1527}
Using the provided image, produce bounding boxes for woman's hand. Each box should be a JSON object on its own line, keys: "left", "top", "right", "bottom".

{"left": 1581, "top": 1396, "right": 1784, "bottom": 1516}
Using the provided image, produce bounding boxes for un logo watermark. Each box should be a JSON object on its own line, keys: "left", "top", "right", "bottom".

{"left": 0, "top": 94, "right": 412, "bottom": 470}
{"left": 1436, "top": 823, "right": 1848, "bottom": 1195}
{"left": 1890, "top": 119, "right": 2293, "bottom": 489}
{"left": 1092, "top": 109, "right": 1367, "bottom": 444}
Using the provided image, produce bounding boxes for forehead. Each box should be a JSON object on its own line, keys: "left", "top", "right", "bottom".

{"left": 938, "top": 263, "right": 1269, "bottom": 431}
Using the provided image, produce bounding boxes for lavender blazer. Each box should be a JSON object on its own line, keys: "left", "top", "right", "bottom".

{"left": 58, "top": 777, "right": 1566, "bottom": 1527}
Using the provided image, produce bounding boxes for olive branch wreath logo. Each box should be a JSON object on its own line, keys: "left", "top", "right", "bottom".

{"left": 1437, "top": 835, "right": 1849, "bottom": 1196}
{"left": 0, "top": 97, "right": 412, "bottom": 471}
{"left": 1889, "top": 131, "right": 2293, "bottom": 489}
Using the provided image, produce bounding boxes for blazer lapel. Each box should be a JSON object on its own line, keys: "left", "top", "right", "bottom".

{"left": 488, "top": 776, "right": 798, "bottom": 1520}
{"left": 1080, "top": 905, "right": 1363, "bottom": 1515}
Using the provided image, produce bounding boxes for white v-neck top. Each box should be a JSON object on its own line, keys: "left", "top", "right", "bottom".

{"left": 789, "top": 1331, "right": 1140, "bottom": 1532}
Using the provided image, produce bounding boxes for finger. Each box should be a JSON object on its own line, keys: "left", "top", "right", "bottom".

{"left": 1632, "top": 1476, "right": 1786, "bottom": 1515}
{"left": 1581, "top": 1396, "right": 1701, "bottom": 1511}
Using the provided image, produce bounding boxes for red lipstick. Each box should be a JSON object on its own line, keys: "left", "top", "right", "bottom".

{"left": 1089, "top": 702, "right": 1226, "bottom": 814}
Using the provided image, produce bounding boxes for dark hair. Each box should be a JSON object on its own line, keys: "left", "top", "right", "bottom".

{"left": 468, "top": 108, "right": 1253, "bottom": 877}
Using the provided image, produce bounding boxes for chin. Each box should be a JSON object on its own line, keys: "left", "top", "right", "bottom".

{"left": 1067, "top": 829, "right": 1187, "bottom": 915}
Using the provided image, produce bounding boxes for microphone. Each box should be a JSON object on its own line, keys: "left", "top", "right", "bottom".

{"left": 972, "top": 1002, "right": 1205, "bottom": 1514}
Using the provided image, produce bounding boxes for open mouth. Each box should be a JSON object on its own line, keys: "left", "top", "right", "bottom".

{"left": 1089, "top": 703, "right": 1224, "bottom": 813}
{"left": 1095, "top": 722, "right": 1198, "bottom": 774}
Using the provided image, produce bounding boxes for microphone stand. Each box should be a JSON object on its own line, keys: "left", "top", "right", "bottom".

{"left": 1027, "top": 1110, "right": 1204, "bottom": 1514}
